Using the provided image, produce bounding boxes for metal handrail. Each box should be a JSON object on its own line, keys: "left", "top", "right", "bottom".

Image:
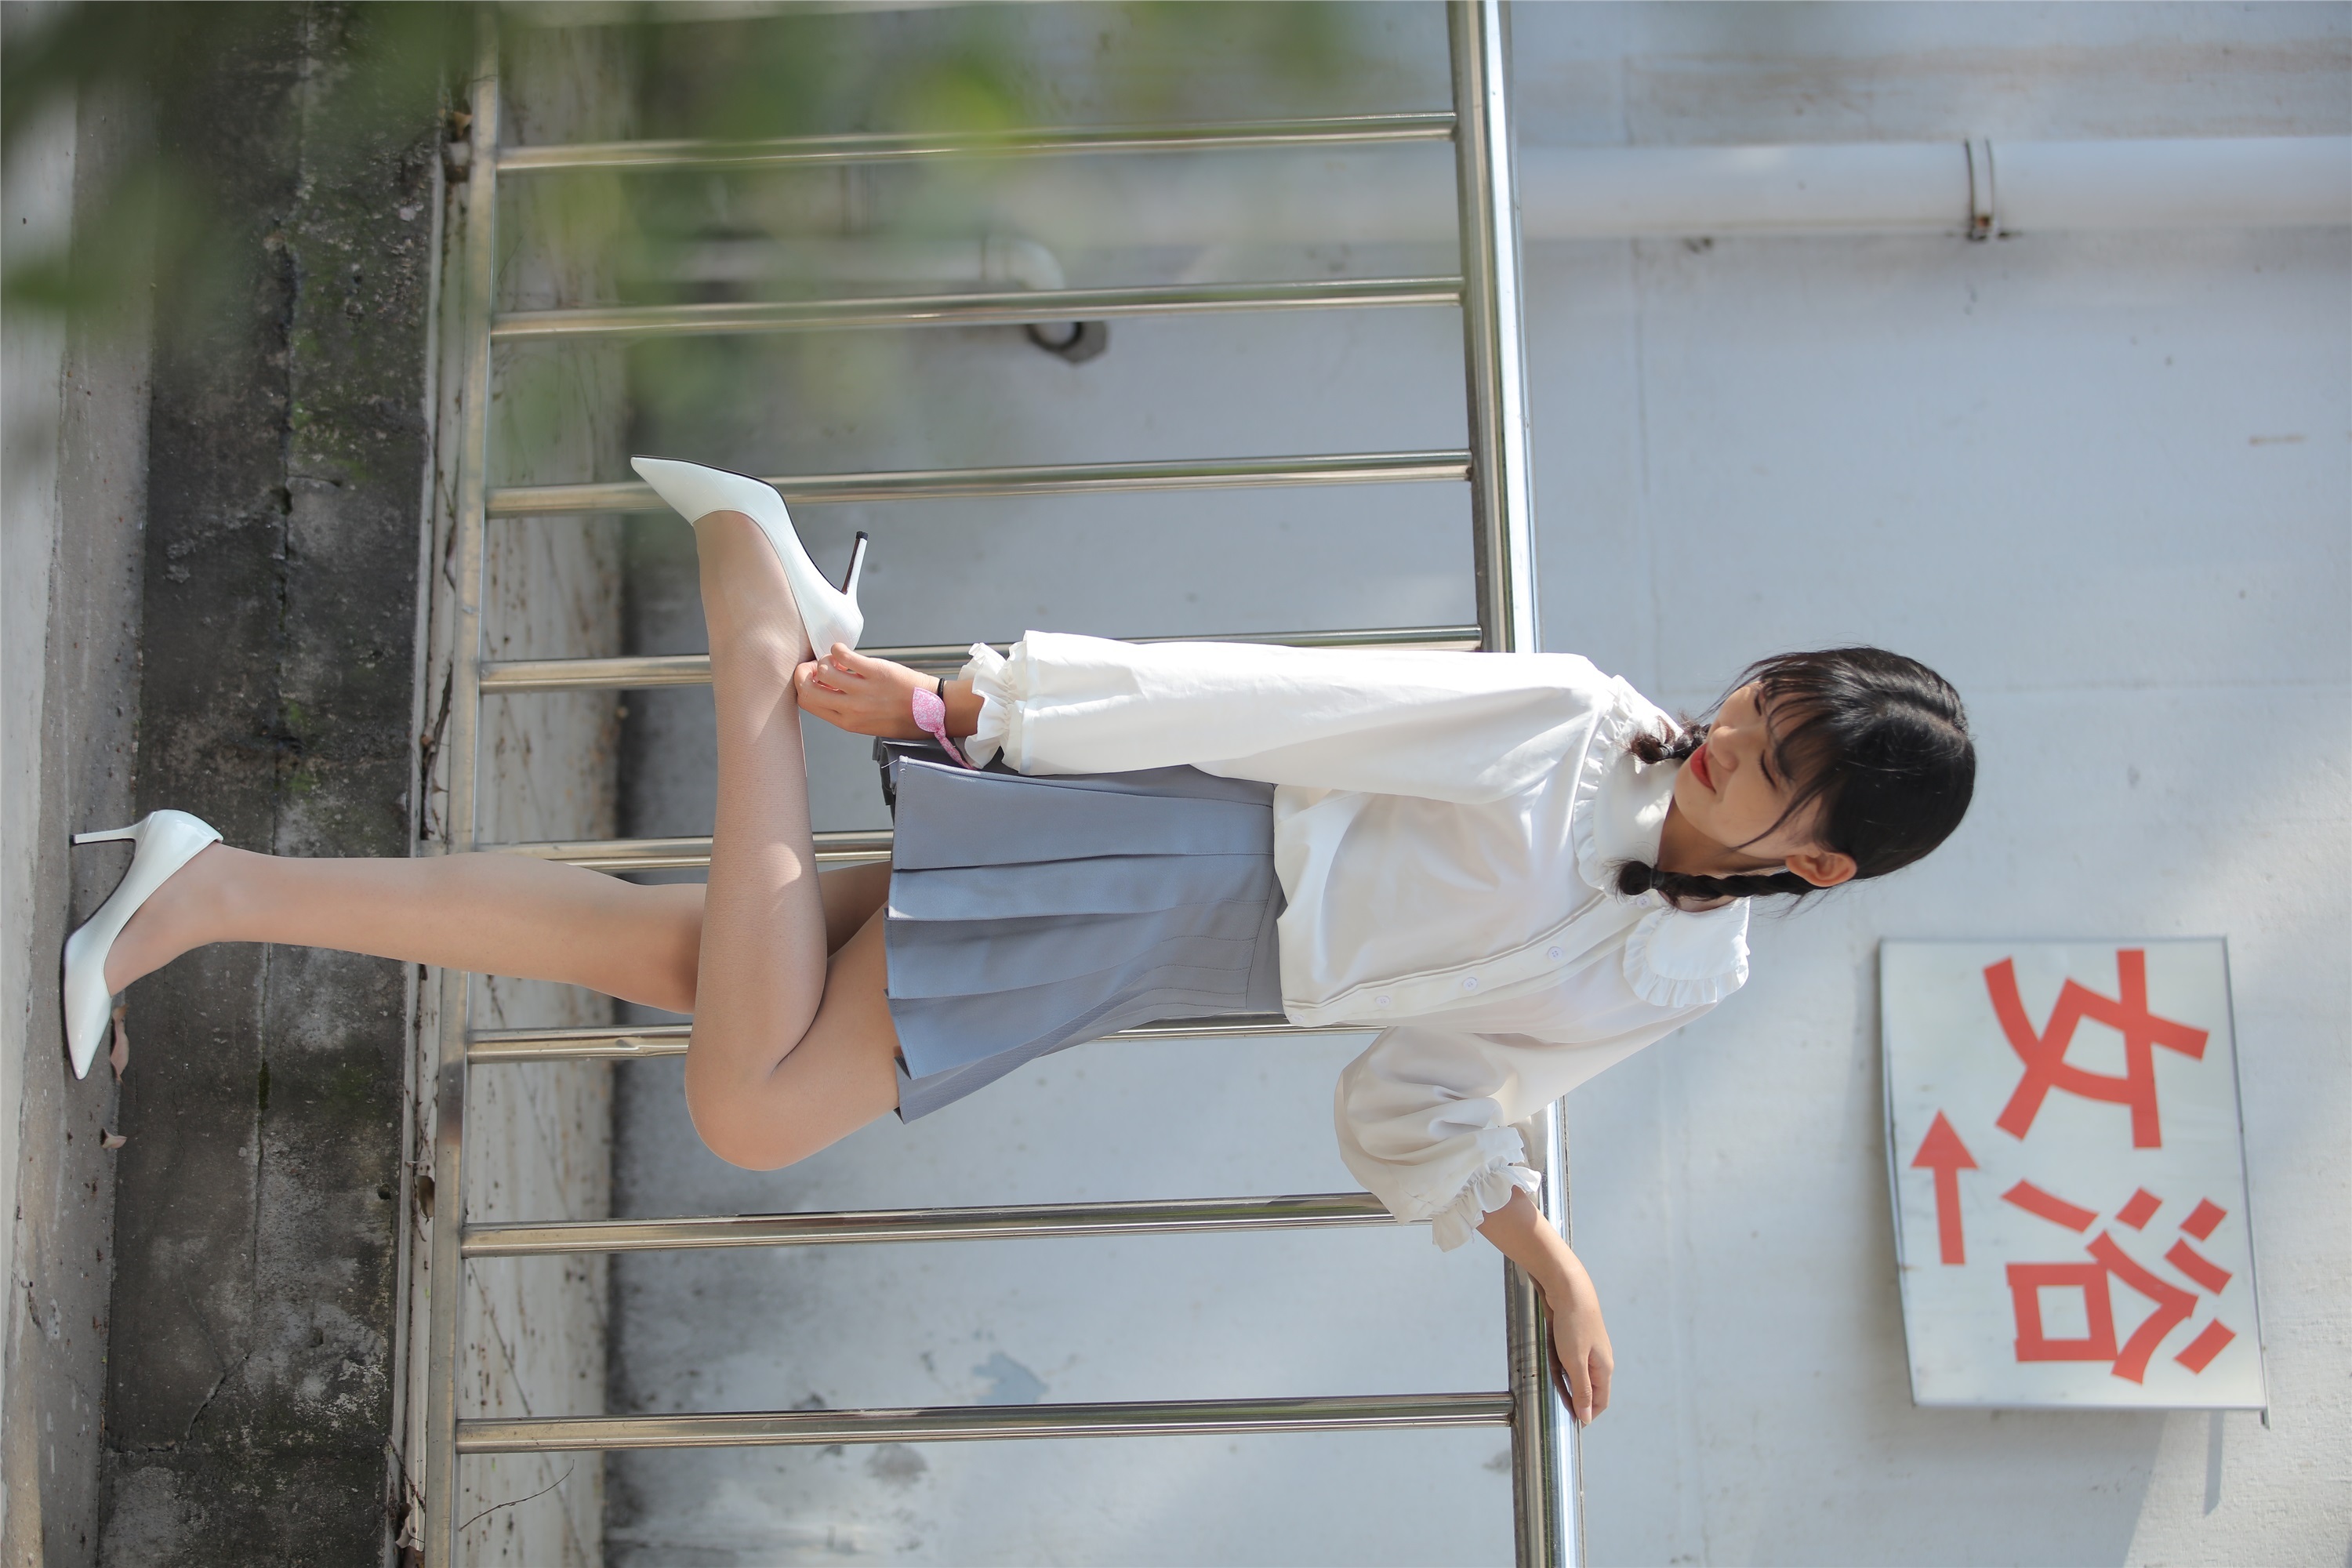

{"left": 1448, "top": 5, "right": 1580, "bottom": 1563}
{"left": 487, "top": 449, "right": 1469, "bottom": 516}
{"left": 487, "top": 829, "right": 887, "bottom": 871}
{"left": 467, "top": 1014, "right": 1366, "bottom": 1065}
{"left": 480, "top": 624, "right": 1483, "bottom": 693}
{"left": 460, "top": 1392, "right": 1513, "bottom": 1454}
{"left": 490, "top": 276, "right": 1461, "bottom": 341}
{"left": 463, "top": 1192, "right": 1406, "bottom": 1257}
{"left": 497, "top": 111, "right": 1457, "bottom": 172}
{"left": 420, "top": 6, "right": 1569, "bottom": 1562}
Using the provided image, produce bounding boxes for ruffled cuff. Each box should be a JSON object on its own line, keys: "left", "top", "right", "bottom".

{"left": 955, "top": 641, "right": 1014, "bottom": 768}
{"left": 1428, "top": 1156, "right": 1545, "bottom": 1251}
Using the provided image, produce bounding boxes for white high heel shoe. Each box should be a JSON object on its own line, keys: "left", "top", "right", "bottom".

{"left": 630, "top": 456, "right": 867, "bottom": 653}
{"left": 61, "top": 810, "right": 221, "bottom": 1080}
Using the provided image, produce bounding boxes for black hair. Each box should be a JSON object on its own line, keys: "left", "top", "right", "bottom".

{"left": 1617, "top": 647, "right": 1975, "bottom": 909}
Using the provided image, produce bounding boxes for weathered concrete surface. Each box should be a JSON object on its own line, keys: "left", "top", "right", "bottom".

{"left": 98, "top": 7, "right": 443, "bottom": 1563}
{"left": 2, "top": 75, "right": 154, "bottom": 1568}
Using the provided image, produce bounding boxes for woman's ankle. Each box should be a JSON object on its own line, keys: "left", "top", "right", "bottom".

{"left": 103, "top": 842, "right": 232, "bottom": 993}
{"left": 694, "top": 514, "right": 811, "bottom": 648}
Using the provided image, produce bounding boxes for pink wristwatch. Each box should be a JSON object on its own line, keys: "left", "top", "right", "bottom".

{"left": 911, "top": 679, "right": 975, "bottom": 768}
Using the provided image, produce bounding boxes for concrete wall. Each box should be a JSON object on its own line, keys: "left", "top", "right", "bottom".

{"left": 99, "top": 5, "right": 442, "bottom": 1555}
{"left": 1516, "top": 6, "right": 2350, "bottom": 1563}
{"left": 1, "top": 71, "right": 152, "bottom": 1568}
{"left": 597, "top": 4, "right": 2347, "bottom": 1564}
{"left": 0, "top": 7, "right": 448, "bottom": 1563}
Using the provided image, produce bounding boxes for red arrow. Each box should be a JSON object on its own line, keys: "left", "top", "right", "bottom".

{"left": 1911, "top": 1112, "right": 1979, "bottom": 1265}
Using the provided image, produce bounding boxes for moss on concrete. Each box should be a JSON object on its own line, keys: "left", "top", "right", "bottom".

{"left": 101, "top": 6, "right": 445, "bottom": 1562}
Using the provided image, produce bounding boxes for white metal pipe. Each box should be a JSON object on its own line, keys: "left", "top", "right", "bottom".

{"left": 1519, "top": 136, "right": 2351, "bottom": 238}
{"left": 1519, "top": 142, "right": 1963, "bottom": 238}
{"left": 967, "top": 136, "right": 2347, "bottom": 245}
{"left": 1997, "top": 136, "right": 2352, "bottom": 233}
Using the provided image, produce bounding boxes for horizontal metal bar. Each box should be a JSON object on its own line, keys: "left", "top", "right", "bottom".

{"left": 458, "top": 1392, "right": 1512, "bottom": 1454}
{"left": 463, "top": 1192, "right": 1406, "bottom": 1257}
{"left": 484, "top": 653, "right": 712, "bottom": 693}
{"left": 487, "top": 829, "right": 891, "bottom": 871}
{"left": 491, "top": 276, "right": 1461, "bottom": 341}
{"left": 466, "top": 1014, "right": 1365, "bottom": 1065}
{"left": 470, "top": 1024, "right": 693, "bottom": 1063}
{"left": 481, "top": 624, "right": 1484, "bottom": 694}
{"left": 487, "top": 449, "right": 1470, "bottom": 517}
{"left": 497, "top": 113, "right": 1457, "bottom": 173}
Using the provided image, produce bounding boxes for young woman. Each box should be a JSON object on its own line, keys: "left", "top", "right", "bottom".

{"left": 63, "top": 460, "right": 1975, "bottom": 1428}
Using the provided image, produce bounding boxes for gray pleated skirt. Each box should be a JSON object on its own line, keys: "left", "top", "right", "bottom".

{"left": 875, "top": 741, "right": 1285, "bottom": 1121}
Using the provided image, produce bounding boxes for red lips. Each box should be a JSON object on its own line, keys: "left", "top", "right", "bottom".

{"left": 1689, "top": 742, "right": 1715, "bottom": 791}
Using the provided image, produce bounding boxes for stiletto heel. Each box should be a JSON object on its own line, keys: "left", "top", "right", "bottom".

{"left": 61, "top": 809, "right": 222, "bottom": 1080}
{"left": 629, "top": 456, "right": 866, "bottom": 652}
{"left": 839, "top": 531, "right": 869, "bottom": 598}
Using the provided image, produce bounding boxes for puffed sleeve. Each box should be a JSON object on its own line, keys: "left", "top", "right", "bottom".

{"left": 1333, "top": 1025, "right": 1547, "bottom": 1250}
{"left": 957, "top": 631, "right": 1631, "bottom": 804}
{"left": 1334, "top": 958, "right": 1717, "bottom": 1249}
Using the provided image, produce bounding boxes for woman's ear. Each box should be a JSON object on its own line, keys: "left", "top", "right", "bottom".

{"left": 1784, "top": 848, "right": 1858, "bottom": 888}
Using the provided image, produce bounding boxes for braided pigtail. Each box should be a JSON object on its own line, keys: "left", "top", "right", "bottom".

{"left": 1626, "top": 723, "right": 1706, "bottom": 768}
{"left": 1616, "top": 860, "right": 1816, "bottom": 907}
{"left": 1617, "top": 720, "right": 1751, "bottom": 909}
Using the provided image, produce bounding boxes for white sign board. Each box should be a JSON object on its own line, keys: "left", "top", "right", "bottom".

{"left": 1880, "top": 939, "right": 2263, "bottom": 1410}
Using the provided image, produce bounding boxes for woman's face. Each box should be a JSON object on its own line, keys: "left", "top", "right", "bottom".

{"left": 1670, "top": 683, "right": 1856, "bottom": 887}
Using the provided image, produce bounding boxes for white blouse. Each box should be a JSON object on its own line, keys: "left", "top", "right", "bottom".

{"left": 958, "top": 633, "right": 1751, "bottom": 1249}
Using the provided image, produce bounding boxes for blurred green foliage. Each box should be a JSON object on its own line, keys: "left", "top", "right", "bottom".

{"left": 2, "top": 3, "right": 472, "bottom": 340}
{"left": 6, "top": 2, "right": 1375, "bottom": 470}
{"left": 5, "top": 2, "right": 1369, "bottom": 314}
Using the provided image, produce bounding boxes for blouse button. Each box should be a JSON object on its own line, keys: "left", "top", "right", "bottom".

{"left": 1546, "top": 946, "right": 1564, "bottom": 961}
{"left": 1374, "top": 994, "right": 1393, "bottom": 1008}
{"left": 1461, "top": 975, "right": 1480, "bottom": 992}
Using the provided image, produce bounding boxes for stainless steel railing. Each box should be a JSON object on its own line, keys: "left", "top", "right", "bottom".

{"left": 463, "top": 1192, "right": 1406, "bottom": 1257}
{"left": 461, "top": 1392, "right": 1514, "bottom": 1455}
{"left": 485, "top": 829, "right": 890, "bottom": 871}
{"left": 492, "top": 276, "right": 1463, "bottom": 340}
{"left": 415, "top": 5, "right": 1575, "bottom": 1563}
{"left": 1449, "top": 2, "right": 1581, "bottom": 1558}
{"left": 495, "top": 111, "right": 1457, "bottom": 172}
{"left": 467, "top": 1014, "right": 1365, "bottom": 1065}
{"left": 477, "top": 624, "right": 1482, "bottom": 693}
{"left": 487, "top": 451, "right": 1468, "bottom": 515}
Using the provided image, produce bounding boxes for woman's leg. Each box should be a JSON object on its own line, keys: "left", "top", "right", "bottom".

{"left": 100, "top": 508, "right": 904, "bottom": 1169}
{"left": 104, "top": 848, "right": 706, "bottom": 1010}
{"left": 101, "top": 851, "right": 895, "bottom": 1017}
{"left": 675, "top": 510, "right": 902, "bottom": 1168}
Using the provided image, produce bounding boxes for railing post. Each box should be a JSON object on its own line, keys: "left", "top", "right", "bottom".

{"left": 1450, "top": 2, "right": 1578, "bottom": 1565}
{"left": 1505, "top": 1109, "right": 1583, "bottom": 1567}
{"left": 411, "top": 9, "right": 1572, "bottom": 1559}
{"left": 1450, "top": 0, "right": 1541, "bottom": 664}
{"left": 423, "top": 16, "right": 499, "bottom": 1567}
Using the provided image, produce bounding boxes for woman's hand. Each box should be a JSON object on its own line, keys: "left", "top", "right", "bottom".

{"left": 793, "top": 645, "right": 930, "bottom": 739}
{"left": 1544, "top": 1256, "right": 1614, "bottom": 1427}
{"left": 1475, "top": 1186, "right": 1613, "bottom": 1425}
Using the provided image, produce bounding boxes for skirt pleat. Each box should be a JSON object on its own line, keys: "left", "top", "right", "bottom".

{"left": 877, "top": 743, "right": 1284, "bottom": 1121}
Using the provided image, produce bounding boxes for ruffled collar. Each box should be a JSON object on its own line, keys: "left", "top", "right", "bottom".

{"left": 1567, "top": 679, "right": 1753, "bottom": 1008}
{"left": 1569, "top": 679, "right": 1680, "bottom": 904}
